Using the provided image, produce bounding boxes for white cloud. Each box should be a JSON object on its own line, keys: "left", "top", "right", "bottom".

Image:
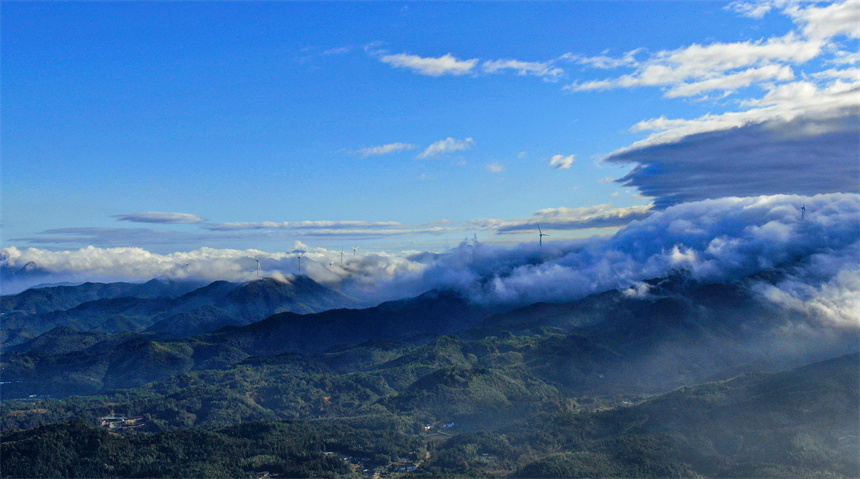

{"left": 565, "top": 0, "right": 859, "bottom": 106}
{"left": 322, "top": 46, "right": 352, "bottom": 55}
{"left": 786, "top": 0, "right": 860, "bottom": 40}
{"left": 0, "top": 244, "right": 428, "bottom": 296}
{"left": 378, "top": 52, "right": 478, "bottom": 76}
{"left": 204, "top": 220, "right": 403, "bottom": 231}
{"left": 604, "top": 82, "right": 860, "bottom": 207}
{"left": 561, "top": 49, "right": 643, "bottom": 69}
{"left": 470, "top": 203, "right": 653, "bottom": 233}
{"left": 417, "top": 137, "right": 475, "bottom": 159}
{"left": 482, "top": 59, "right": 563, "bottom": 80}
{"left": 665, "top": 64, "right": 795, "bottom": 98}
{"left": 201, "top": 220, "right": 455, "bottom": 239}
{"left": 830, "top": 49, "right": 860, "bottom": 65}
{"left": 355, "top": 142, "right": 418, "bottom": 157}
{"left": 756, "top": 264, "right": 860, "bottom": 328}
{"left": 483, "top": 194, "right": 857, "bottom": 307}
{"left": 5, "top": 194, "right": 858, "bottom": 329}
{"left": 358, "top": 193, "right": 858, "bottom": 310}
{"left": 725, "top": 0, "right": 785, "bottom": 19}
{"left": 373, "top": 49, "right": 568, "bottom": 82}
{"left": 114, "top": 212, "right": 206, "bottom": 224}
{"left": 601, "top": 76, "right": 859, "bottom": 207}
{"left": 567, "top": 33, "right": 823, "bottom": 98}
{"left": 485, "top": 163, "right": 505, "bottom": 173}
{"left": 814, "top": 67, "right": 860, "bottom": 81}
{"left": 726, "top": 1, "right": 859, "bottom": 40}
{"left": 549, "top": 154, "right": 575, "bottom": 169}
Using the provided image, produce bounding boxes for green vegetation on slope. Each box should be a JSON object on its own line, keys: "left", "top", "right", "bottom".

{"left": 2, "top": 339, "right": 857, "bottom": 478}
{"left": 2, "top": 277, "right": 857, "bottom": 477}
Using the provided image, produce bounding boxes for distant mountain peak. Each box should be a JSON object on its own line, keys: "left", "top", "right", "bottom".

{"left": 1, "top": 261, "right": 51, "bottom": 280}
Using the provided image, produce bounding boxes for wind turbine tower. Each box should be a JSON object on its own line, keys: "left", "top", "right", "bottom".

{"left": 538, "top": 225, "right": 549, "bottom": 247}
{"left": 801, "top": 203, "right": 806, "bottom": 220}
{"left": 293, "top": 250, "right": 306, "bottom": 273}
{"left": 254, "top": 256, "right": 262, "bottom": 280}
{"left": 353, "top": 246, "right": 358, "bottom": 256}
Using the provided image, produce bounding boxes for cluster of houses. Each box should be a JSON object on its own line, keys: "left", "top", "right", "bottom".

{"left": 424, "top": 421, "right": 457, "bottom": 431}
{"left": 321, "top": 450, "right": 424, "bottom": 477}
{"left": 98, "top": 413, "right": 145, "bottom": 431}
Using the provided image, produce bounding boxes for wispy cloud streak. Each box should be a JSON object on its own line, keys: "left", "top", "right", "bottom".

{"left": 378, "top": 52, "right": 478, "bottom": 76}
{"left": 471, "top": 204, "right": 652, "bottom": 233}
{"left": 204, "top": 220, "right": 404, "bottom": 231}
{"left": 417, "top": 137, "right": 474, "bottom": 159}
{"left": 355, "top": 142, "right": 418, "bottom": 157}
{"left": 114, "top": 212, "right": 206, "bottom": 224}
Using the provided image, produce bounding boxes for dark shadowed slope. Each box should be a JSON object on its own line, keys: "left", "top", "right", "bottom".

{"left": 0, "top": 279, "right": 204, "bottom": 346}
{"left": 4, "top": 271, "right": 856, "bottom": 403}
{"left": 4, "top": 326, "right": 109, "bottom": 355}
{"left": 0, "top": 289, "right": 489, "bottom": 398}
{"left": 145, "top": 276, "right": 359, "bottom": 338}
{"left": 1, "top": 276, "right": 358, "bottom": 348}
{"left": 2, "top": 282, "right": 134, "bottom": 317}
{"left": 208, "top": 288, "right": 491, "bottom": 355}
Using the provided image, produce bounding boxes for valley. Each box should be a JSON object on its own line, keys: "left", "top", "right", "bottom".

{"left": 1, "top": 275, "right": 857, "bottom": 477}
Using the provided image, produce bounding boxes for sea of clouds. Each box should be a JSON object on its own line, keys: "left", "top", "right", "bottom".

{"left": 4, "top": 193, "right": 858, "bottom": 329}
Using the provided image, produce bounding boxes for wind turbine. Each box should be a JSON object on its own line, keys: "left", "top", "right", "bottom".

{"left": 253, "top": 256, "right": 262, "bottom": 280}
{"left": 801, "top": 203, "right": 806, "bottom": 220}
{"left": 353, "top": 246, "right": 359, "bottom": 256}
{"left": 538, "top": 225, "right": 549, "bottom": 247}
{"left": 293, "top": 250, "right": 306, "bottom": 272}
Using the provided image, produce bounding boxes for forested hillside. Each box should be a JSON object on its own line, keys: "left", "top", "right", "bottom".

{"left": 1, "top": 273, "right": 858, "bottom": 477}
{"left": 2, "top": 353, "right": 856, "bottom": 478}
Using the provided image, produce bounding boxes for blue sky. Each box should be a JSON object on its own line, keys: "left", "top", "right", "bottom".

{"left": 2, "top": 1, "right": 858, "bottom": 291}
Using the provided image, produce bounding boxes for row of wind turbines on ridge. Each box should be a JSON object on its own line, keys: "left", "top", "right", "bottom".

{"left": 248, "top": 202, "right": 813, "bottom": 279}
{"left": 247, "top": 224, "right": 556, "bottom": 280}
{"left": 251, "top": 246, "right": 360, "bottom": 279}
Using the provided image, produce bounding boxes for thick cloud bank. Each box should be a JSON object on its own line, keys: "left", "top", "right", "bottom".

{"left": 605, "top": 82, "right": 860, "bottom": 208}
{"left": 608, "top": 117, "right": 859, "bottom": 208}
{"left": 3, "top": 194, "right": 858, "bottom": 328}
{"left": 395, "top": 193, "right": 859, "bottom": 324}
{"left": 585, "top": 1, "right": 860, "bottom": 209}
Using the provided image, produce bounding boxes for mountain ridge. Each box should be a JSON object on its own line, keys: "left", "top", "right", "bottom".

{"left": 0, "top": 276, "right": 358, "bottom": 348}
{"left": 2, "top": 272, "right": 855, "bottom": 402}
